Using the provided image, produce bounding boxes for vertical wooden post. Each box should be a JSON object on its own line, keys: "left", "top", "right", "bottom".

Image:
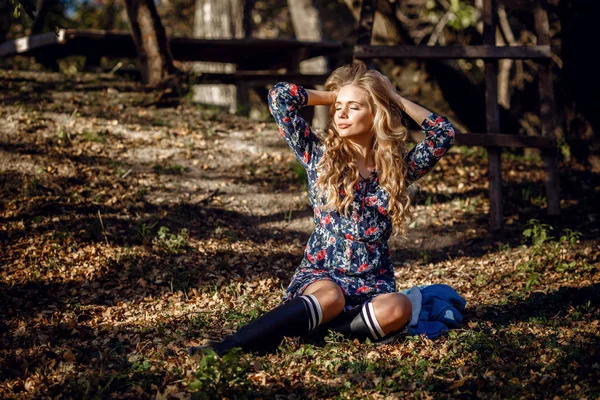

{"left": 355, "top": 0, "right": 378, "bottom": 49}
{"left": 534, "top": 1, "right": 561, "bottom": 215}
{"left": 483, "top": 0, "right": 503, "bottom": 231}
{"left": 236, "top": 81, "right": 250, "bottom": 116}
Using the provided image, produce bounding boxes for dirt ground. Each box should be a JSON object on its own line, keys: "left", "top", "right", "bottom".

{"left": 1, "top": 69, "right": 599, "bottom": 399}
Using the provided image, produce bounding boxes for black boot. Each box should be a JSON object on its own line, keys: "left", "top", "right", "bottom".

{"left": 188, "top": 295, "right": 320, "bottom": 356}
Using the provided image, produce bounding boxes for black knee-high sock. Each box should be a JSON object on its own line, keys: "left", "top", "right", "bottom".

{"left": 326, "top": 302, "right": 386, "bottom": 342}
{"left": 190, "top": 294, "right": 323, "bottom": 356}
{"left": 299, "top": 294, "right": 323, "bottom": 331}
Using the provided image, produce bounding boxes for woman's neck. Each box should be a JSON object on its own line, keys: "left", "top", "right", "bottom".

{"left": 347, "top": 137, "right": 376, "bottom": 170}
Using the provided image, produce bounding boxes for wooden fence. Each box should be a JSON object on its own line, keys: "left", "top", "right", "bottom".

{"left": 353, "top": 0, "right": 560, "bottom": 231}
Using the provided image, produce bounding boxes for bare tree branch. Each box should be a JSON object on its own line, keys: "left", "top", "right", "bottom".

{"left": 427, "top": 9, "right": 453, "bottom": 46}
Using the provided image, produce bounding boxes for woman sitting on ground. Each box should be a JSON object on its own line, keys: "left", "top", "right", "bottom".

{"left": 189, "top": 62, "right": 456, "bottom": 356}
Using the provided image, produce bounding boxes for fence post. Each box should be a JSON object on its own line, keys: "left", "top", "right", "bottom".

{"left": 534, "top": 1, "right": 561, "bottom": 216}
{"left": 483, "top": 0, "right": 503, "bottom": 231}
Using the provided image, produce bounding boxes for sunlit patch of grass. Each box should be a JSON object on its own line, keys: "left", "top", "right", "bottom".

{"left": 154, "top": 226, "right": 189, "bottom": 254}
{"left": 517, "top": 219, "right": 596, "bottom": 285}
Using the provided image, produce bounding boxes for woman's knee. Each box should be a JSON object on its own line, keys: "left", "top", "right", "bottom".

{"left": 373, "top": 293, "right": 412, "bottom": 329}
{"left": 302, "top": 280, "right": 345, "bottom": 318}
{"left": 321, "top": 285, "right": 346, "bottom": 314}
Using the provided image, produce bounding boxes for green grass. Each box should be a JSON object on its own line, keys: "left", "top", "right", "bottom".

{"left": 154, "top": 226, "right": 189, "bottom": 254}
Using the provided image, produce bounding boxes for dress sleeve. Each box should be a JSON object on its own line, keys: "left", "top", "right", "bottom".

{"left": 405, "top": 113, "right": 456, "bottom": 184}
{"left": 268, "top": 82, "right": 319, "bottom": 169}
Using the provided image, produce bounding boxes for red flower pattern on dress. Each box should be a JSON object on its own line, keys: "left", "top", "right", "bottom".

{"left": 356, "top": 286, "right": 371, "bottom": 294}
{"left": 365, "top": 227, "right": 378, "bottom": 236}
{"left": 303, "top": 152, "right": 310, "bottom": 164}
{"left": 433, "top": 147, "right": 446, "bottom": 157}
{"left": 358, "top": 263, "right": 370, "bottom": 272}
{"left": 316, "top": 249, "right": 327, "bottom": 261}
{"left": 365, "top": 196, "right": 378, "bottom": 206}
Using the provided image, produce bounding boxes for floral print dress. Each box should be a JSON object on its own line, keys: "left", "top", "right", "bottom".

{"left": 268, "top": 82, "right": 456, "bottom": 308}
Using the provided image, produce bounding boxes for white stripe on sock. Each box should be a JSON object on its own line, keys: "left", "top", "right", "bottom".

{"left": 361, "top": 306, "right": 379, "bottom": 340}
{"left": 366, "top": 302, "right": 385, "bottom": 339}
{"left": 299, "top": 296, "right": 316, "bottom": 330}
{"left": 305, "top": 294, "right": 323, "bottom": 327}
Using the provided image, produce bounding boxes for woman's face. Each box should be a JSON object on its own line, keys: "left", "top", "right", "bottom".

{"left": 334, "top": 85, "right": 375, "bottom": 140}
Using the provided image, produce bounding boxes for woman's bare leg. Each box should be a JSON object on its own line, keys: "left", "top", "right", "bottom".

{"left": 319, "top": 292, "right": 412, "bottom": 342}
{"left": 302, "top": 279, "right": 346, "bottom": 324}
{"left": 370, "top": 292, "right": 412, "bottom": 335}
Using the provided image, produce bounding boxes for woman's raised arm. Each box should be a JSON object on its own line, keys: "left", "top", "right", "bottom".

{"left": 305, "top": 89, "right": 337, "bottom": 106}
{"left": 390, "top": 89, "right": 456, "bottom": 184}
{"left": 268, "top": 82, "right": 321, "bottom": 169}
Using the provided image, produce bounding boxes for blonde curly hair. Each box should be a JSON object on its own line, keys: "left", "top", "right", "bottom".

{"left": 316, "top": 63, "right": 411, "bottom": 235}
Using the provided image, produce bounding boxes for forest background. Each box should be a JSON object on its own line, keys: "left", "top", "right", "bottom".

{"left": 1, "top": 0, "right": 599, "bottom": 399}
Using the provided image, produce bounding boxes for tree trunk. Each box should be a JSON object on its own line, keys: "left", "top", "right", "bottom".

{"left": 288, "top": 0, "right": 329, "bottom": 129}
{"left": 124, "top": 0, "right": 176, "bottom": 86}
{"left": 31, "top": 0, "right": 48, "bottom": 34}
{"left": 101, "top": 0, "right": 118, "bottom": 31}
{"left": 192, "top": 0, "right": 246, "bottom": 113}
{"left": 342, "top": 0, "right": 406, "bottom": 45}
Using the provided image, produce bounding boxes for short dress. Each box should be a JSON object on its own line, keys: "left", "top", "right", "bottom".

{"left": 268, "top": 82, "right": 456, "bottom": 308}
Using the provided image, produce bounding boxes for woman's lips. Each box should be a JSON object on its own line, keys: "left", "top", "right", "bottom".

{"left": 337, "top": 124, "right": 351, "bottom": 129}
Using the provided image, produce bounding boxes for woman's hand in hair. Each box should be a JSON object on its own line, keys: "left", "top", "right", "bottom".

{"left": 376, "top": 72, "right": 433, "bottom": 125}
{"left": 376, "top": 73, "right": 405, "bottom": 111}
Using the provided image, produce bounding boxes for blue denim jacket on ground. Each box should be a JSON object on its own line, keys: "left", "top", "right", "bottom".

{"left": 401, "top": 284, "right": 467, "bottom": 339}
